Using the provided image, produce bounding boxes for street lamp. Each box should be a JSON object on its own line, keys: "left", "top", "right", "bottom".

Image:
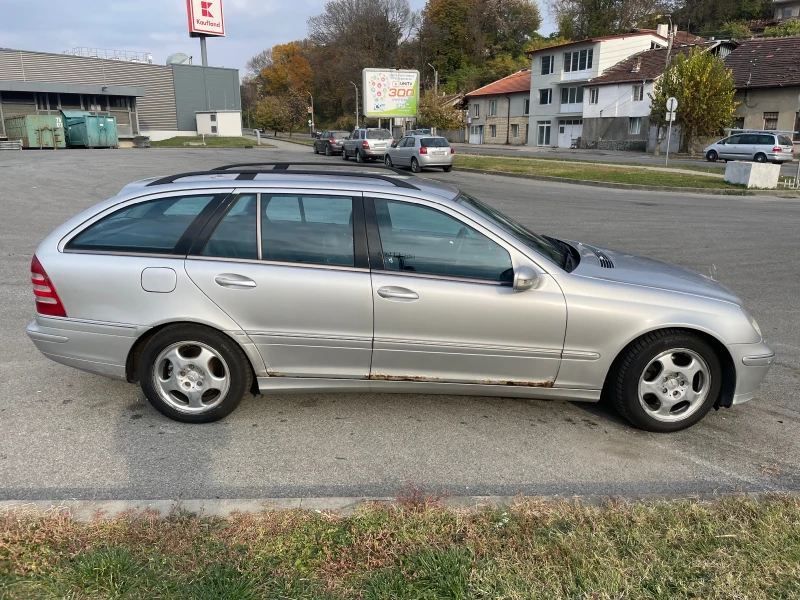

{"left": 308, "top": 92, "right": 314, "bottom": 137}
{"left": 350, "top": 81, "right": 359, "bottom": 128}
{"left": 427, "top": 62, "right": 438, "bottom": 97}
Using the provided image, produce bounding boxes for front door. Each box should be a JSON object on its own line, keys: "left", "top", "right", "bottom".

{"left": 469, "top": 125, "right": 484, "bottom": 144}
{"left": 537, "top": 122, "right": 552, "bottom": 147}
{"left": 185, "top": 191, "right": 373, "bottom": 378}
{"left": 367, "top": 196, "right": 567, "bottom": 385}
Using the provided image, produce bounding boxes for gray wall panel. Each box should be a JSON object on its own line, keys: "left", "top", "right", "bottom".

{"left": 172, "top": 65, "right": 241, "bottom": 132}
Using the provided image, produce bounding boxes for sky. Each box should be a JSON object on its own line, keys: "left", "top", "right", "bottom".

{"left": 0, "top": 0, "right": 554, "bottom": 76}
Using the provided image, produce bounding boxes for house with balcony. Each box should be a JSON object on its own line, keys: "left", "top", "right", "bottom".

{"left": 774, "top": 0, "right": 800, "bottom": 20}
{"left": 463, "top": 69, "right": 531, "bottom": 145}
{"left": 526, "top": 29, "right": 674, "bottom": 148}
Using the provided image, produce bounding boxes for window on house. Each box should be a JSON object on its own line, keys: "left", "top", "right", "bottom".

{"left": 589, "top": 88, "right": 599, "bottom": 104}
{"left": 490, "top": 124, "right": 497, "bottom": 137}
{"left": 541, "top": 55, "right": 554, "bottom": 75}
{"left": 210, "top": 114, "right": 217, "bottom": 122}
{"left": 523, "top": 98, "right": 530, "bottom": 114}
{"left": 539, "top": 89, "right": 552, "bottom": 105}
{"left": 511, "top": 124, "right": 519, "bottom": 138}
{"left": 564, "top": 49, "right": 593, "bottom": 72}
{"left": 560, "top": 87, "right": 585, "bottom": 104}
{"left": 651, "top": 41, "right": 665, "bottom": 49}
{"left": 795, "top": 113, "right": 800, "bottom": 141}
{"left": 764, "top": 112, "right": 779, "bottom": 130}
{"left": 633, "top": 85, "right": 644, "bottom": 102}
{"left": 211, "top": 125, "right": 217, "bottom": 133}
{"left": 473, "top": 103, "right": 480, "bottom": 117}
{"left": 629, "top": 117, "right": 642, "bottom": 135}
{"left": 783, "top": 7, "right": 793, "bottom": 18}
{"left": 489, "top": 100, "right": 497, "bottom": 116}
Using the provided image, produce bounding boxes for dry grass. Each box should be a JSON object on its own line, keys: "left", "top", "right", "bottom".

{"left": 2, "top": 494, "right": 799, "bottom": 599}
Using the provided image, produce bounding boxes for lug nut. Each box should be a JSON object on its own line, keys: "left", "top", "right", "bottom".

{"left": 680, "top": 381, "right": 686, "bottom": 386}
{"left": 188, "top": 365, "right": 194, "bottom": 370}
{"left": 179, "top": 371, "right": 186, "bottom": 377}
{"left": 197, "top": 382, "right": 202, "bottom": 387}
{"left": 673, "top": 391, "right": 680, "bottom": 397}
{"left": 184, "top": 382, "right": 191, "bottom": 387}
{"left": 662, "top": 388, "right": 668, "bottom": 394}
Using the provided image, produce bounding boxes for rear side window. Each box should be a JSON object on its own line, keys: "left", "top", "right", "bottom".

{"left": 202, "top": 195, "right": 258, "bottom": 259}
{"left": 67, "top": 194, "right": 220, "bottom": 254}
{"left": 758, "top": 134, "right": 774, "bottom": 145}
{"left": 261, "top": 195, "right": 355, "bottom": 267}
{"left": 778, "top": 134, "right": 793, "bottom": 146}
{"left": 367, "top": 129, "right": 392, "bottom": 139}
{"left": 421, "top": 138, "right": 450, "bottom": 148}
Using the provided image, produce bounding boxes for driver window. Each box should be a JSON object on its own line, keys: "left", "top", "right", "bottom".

{"left": 373, "top": 199, "right": 513, "bottom": 282}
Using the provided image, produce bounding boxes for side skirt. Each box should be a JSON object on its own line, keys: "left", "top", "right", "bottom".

{"left": 257, "top": 377, "right": 601, "bottom": 402}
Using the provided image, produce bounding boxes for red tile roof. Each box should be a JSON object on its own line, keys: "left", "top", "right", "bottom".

{"left": 464, "top": 69, "right": 531, "bottom": 98}
{"left": 724, "top": 37, "right": 800, "bottom": 89}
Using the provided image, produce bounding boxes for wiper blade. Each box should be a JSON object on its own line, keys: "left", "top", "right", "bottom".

{"left": 544, "top": 236, "right": 575, "bottom": 271}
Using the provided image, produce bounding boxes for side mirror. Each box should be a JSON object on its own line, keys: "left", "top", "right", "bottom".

{"left": 513, "top": 266, "right": 539, "bottom": 291}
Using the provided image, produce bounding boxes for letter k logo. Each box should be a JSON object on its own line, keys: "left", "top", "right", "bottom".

{"left": 201, "top": 1, "right": 214, "bottom": 17}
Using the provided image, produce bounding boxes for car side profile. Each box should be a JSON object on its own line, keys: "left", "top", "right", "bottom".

{"left": 704, "top": 132, "right": 794, "bottom": 164}
{"left": 27, "top": 163, "right": 773, "bottom": 432}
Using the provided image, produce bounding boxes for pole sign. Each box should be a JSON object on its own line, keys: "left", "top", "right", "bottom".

{"left": 666, "top": 97, "right": 678, "bottom": 112}
{"left": 187, "top": 0, "right": 225, "bottom": 37}
{"left": 362, "top": 69, "right": 420, "bottom": 118}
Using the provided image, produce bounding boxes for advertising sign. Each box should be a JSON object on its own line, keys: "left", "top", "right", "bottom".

{"left": 362, "top": 69, "right": 419, "bottom": 118}
{"left": 187, "top": 0, "right": 225, "bottom": 37}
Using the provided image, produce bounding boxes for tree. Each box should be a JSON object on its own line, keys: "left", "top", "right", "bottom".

{"left": 670, "top": 0, "right": 771, "bottom": 36}
{"left": 418, "top": 92, "right": 465, "bottom": 130}
{"left": 548, "top": 0, "right": 667, "bottom": 39}
{"left": 650, "top": 47, "right": 738, "bottom": 155}
{"left": 255, "top": 96, "right": 289, "bottom": 136}
{"left": 258, "top": 41, "right": 313, "bottom": 97}
{"left": 764, "top": 19, "right": 800, "bottom": 37}
{"left": 718, "top": 20, "right": 752, "bottom": 40}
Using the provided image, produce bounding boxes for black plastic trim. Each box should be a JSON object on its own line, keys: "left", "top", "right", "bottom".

{"left": 147, "top": 169, "right": 419, "bottom": 190}
{"left": 352, "top": 196, "right": 369, "bottom": 270}
{"left": 185, "top": 193, "right": 242, "bottom": 256}
{"left": 363, "top": 197, "right": 385, "bottom": 270}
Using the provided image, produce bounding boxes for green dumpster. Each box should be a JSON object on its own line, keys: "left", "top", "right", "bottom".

{"left": 3, "top": 115, "right": 66, "bottom": 149}
{"left": 61, "top": 111, "right": 119, "bottom": 149}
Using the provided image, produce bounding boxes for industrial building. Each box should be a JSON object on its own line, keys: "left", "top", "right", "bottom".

{"left": 0, "top": 48, "right": 241, "bottom": 143}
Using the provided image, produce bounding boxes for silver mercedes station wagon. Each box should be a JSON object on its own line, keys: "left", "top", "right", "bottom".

{"left": 27, "top": 162, "right": 774, "bottom": 432}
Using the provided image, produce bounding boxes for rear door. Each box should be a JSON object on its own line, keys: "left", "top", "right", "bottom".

{"left": 184, "top": 189, "right": 374, "bottom": 378}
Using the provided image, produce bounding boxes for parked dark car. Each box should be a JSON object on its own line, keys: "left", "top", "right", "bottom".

{"left": 313, "top": 131, "right": 350, "bottom": 156}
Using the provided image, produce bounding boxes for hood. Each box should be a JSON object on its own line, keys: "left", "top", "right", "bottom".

{"left": 569, "top": 242, "right": 742, "bottom": 305}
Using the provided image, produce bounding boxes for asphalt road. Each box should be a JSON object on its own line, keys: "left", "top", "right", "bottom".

{"left": 1, "top": 140, "right": 798, "bottom": 501}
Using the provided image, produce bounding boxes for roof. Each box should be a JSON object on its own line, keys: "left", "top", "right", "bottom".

{"left": 526, "top": 32, "right": 664, "bottom": 56}
{"left": 634, "top": 29, "right": 707, "bottom": 45}
{"left": 464, "top": 70, "right": 530, "bottom": 98}
{"left": 588, "top": 43, "right": 717, "bottom": 85}
{"left": 725, "top": 37, "right": 800, "bottom": 89}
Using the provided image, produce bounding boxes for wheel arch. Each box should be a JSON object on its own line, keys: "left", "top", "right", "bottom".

{"left": 126, "top": 321, "right": 262, "bottom": 394}
{"left": 601, "top": 326, "right": 736, "bottom": 409}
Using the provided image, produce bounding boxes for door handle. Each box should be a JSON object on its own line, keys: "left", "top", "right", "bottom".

{"left": 377, "top": 286, "right": 418, "bottom": 300}
{"left": 215, "top": 274, "right": 257, "bottom": 289}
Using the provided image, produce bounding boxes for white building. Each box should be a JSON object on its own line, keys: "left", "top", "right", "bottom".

{"left": 526, "top": 30, "right": 672, "bottom": 148}
{"left": 196, "top": 110, "right": 243, "bottom": 137}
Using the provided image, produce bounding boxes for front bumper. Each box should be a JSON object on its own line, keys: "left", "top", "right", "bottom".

{"left": 728, "top": 341, "right": 774, "bottom": 405}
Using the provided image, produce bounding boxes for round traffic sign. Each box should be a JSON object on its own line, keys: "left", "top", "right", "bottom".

{"left": 666, "top": 97, "right": 678, "bottom": 112}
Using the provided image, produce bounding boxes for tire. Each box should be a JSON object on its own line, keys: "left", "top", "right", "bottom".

{"left": 706, "top": 150, "right": 718, "bottom": 162}
{"left": 343, "top": 148, "right": 349, "bottom": 160}
{"left": 607, "top": 329, "right": 722, "bottom": 433}
{"left": 313, "top": 144, "right": 318, "bottom": 154}
{"left": 325, "top": 144, "right": 332, "bottom": 156}
{"left": 139, "top": 324, "right": 252, "bottom": 423}
{"left": 385, "top": 155, "right": 394, "bottom": 168}
{"left": 411, "top": 157, "right": 421, "bottom": 173}
{"left": 442, "top": 165, "right": 453, "bottom": 172}
{"left": 754, "top": 153, "right": 768, "bottom": 163}
{"left": 356, "top": 150, "right": 364, "bottom": 163}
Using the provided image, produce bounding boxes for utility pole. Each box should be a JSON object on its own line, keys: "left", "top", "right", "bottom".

{"left": 350, "top": 81, "right": 359, "bottom": 128}
{"left": 308, "top": 93, "right": 314, "bottom": 137}
{"left": 654, "top": 14, "right": 674, "bottom": 157}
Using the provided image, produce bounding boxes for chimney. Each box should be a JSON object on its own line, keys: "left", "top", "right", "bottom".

{"left": 657, "top": 23, "right": 669, "bottom": 38}
{"left": 632, "top": 56, "right": 642, "bottom": 72}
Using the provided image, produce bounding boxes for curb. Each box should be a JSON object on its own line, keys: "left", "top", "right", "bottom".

{"left": 454, "top": 167, "right": 800, "bottom": 197}
{"left": 2, "top": 492, "right": 796, "bottom": 521}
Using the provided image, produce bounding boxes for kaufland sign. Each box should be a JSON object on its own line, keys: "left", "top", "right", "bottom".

{"left": 187, "top": 0, "right": 225, "bottom": 37}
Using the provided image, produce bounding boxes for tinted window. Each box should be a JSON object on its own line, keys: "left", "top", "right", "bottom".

{"left": 758, "top": 134, "right": 775, "bottom": 145}
{"left": 739, "top": 134, "right": 758, "bottom": 145}
{"left": 726, "top": 135, "right": 743, "bottom": 144}
{"left": 202, "top": 195, "right": 258, "bottom": 259}
{"left": 374, "top": 199, "right": 513, "bottom": 282}
{"left": 67, "top": 194, "right": 219, "bottom": 254}
{"left": 421, "top": 138, "right": 450, "bottom": 148}
{"left": 778, "top": 134, "right": 793, "bottom": 146}
{"left": 262, "top": 195, "right": 354, "bottom": 267}
{"left": 366, "top": 129, "right": 392, "bottom": 139}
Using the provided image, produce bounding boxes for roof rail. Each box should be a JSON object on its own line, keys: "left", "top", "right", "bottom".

{"left": 146, "top": 166, "right": 420, "bottom": 190}
{"left": 214, "top": 161, "right": 409, "bottom": 176}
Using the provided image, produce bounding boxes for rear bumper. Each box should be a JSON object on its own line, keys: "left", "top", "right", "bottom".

{"left": 419, "top": 153, "right": 455, "bottom": 167}
{"left": 27, "top": 316, "right": 138, "bottom": 380}
{"left": 728, "top": 341, "right": 774, "bottom": 405}
{"left": 362, "top": 148, "right": 388, "bottom": 157}
{"left": 768, "top": 153, "right": 793, "bottom": 162}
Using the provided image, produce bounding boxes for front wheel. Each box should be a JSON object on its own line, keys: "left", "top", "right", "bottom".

{"left": 706, "top": 150, "right": 718, "bottom": 162}
{"left": 411, "top": 157, "right": 421, "bottom": 173}
{"left": 139, "top": 324, "right": 252, "bottom": 423}
{"left": 313, "top": 144, "right": 318, "bottom": 154}
{"left": 607, "top": 329, "right": 722, "bottom": 432}
{"left": 385, "top": 155, "right": 394, "bottom": 168}
{"left": 342, "top": 148, "right": 349, "bottom": 160}
{"left": 325, "top": 145, "right": 332, "bottom": 156}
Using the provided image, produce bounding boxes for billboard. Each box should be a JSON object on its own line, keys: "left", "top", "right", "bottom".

{"left": 362, "top": 69, "right": 419, "bottom": 118}
{"left": 187, "top": 0, "right": 225, "bottom": 37}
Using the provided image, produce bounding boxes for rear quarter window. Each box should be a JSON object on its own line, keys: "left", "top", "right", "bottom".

{"left": 778, "top": 134, "right": 793, "bottom": 146}
{"left": 66, "top": 194, "right": 222, "bottom": 254}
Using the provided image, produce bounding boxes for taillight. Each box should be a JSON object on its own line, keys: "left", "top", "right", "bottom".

{"left": 450, "top": 147, "right": 455, "bottom": 154}
{"left": 419, "top": 146, "right": 428, "bottom": 154}
{"left": 362, "top": 140, "right": 370, "bottom": 149}
{"left": 329, "top": 138, "right": 336, "bottom": 144}
{"left": 773, "top": 146, "right": 782, "bottom": 152}
{"left": 31, "top": 255, "right": 67, "bottom": 317}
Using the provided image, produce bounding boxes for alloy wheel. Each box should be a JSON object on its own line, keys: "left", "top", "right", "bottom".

{"left": 152, "top": 341, "right": 231, "bottom": 414}
{"left": 638, "top": 348, "right": 711, "bottom": 423}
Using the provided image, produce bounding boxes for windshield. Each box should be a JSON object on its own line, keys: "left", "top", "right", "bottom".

{"left": 367, "top": 129, "right": 392, "bottom": 139}
{"left": 421, "top": 137, "right": 450, "bottom": 147}
{"left": 456, "top": 193, "right": 570, "bottom": 269}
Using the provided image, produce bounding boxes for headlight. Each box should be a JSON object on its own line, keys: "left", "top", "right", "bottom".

{"left": 742, "top": 310, "right": 762, "bottom": 337}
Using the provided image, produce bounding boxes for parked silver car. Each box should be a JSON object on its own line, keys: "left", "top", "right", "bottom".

{"left": 27, "top": 162, "right": 773, "bottom": 431}
{"left": 385, "top": 135, "right": 455, "bottom": 172}
{"left": 342, "top": 128, "right": 393, "bottom": 162}
{"left": 704, "top": 132, "right": 794, "bottom": 163}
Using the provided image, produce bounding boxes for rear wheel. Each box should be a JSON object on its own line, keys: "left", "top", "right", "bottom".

{"left": 607, "top": 329, "right": 722, "bottom": 432}
{"left": 313, "top": 144, "right": 318, "bottom": 154}
{"left": 706, "top": 150, "right": 718, "bottom": 162}
{"left": 139, "top": 324, "right": 252, "bottom": 423}
{"left": 356, "top": 150, "right": 364, "bottom": 163}
{"left": 411, "top": 157, "right": 421, "bottom": 173}
{"left": 754, "top": 153, "right": 768, "bottom": 163}
{"left": 442, "top": 165, "right": 453, "bottom": 172}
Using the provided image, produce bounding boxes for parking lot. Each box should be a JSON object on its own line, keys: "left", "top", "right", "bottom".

{"left": 1, "top": 140, "right": 799, "bottom": 501}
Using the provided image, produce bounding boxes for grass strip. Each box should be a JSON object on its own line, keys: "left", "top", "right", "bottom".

{"left": 150, "top": 136, "right": 271, "bottom": 148}
{"left": 455, "top": 155, "right": 744, "bottom": 189}
{"left": 2, "top": 495, "right": 799, "bottom": 599}
{"left": 272, "top": 135, "right": 317, "bottom": 146}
